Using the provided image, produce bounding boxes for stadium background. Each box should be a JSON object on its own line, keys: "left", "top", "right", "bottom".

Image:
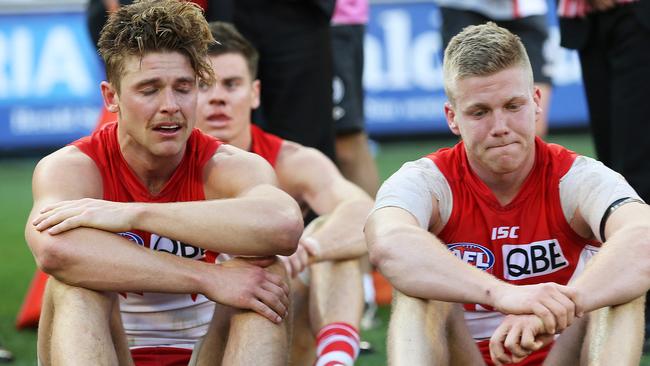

{"left": 0, "top": 0, "right": 647, "bottom": 365}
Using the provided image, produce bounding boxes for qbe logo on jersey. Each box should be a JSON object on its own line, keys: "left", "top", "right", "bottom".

{"left": 447, "top": 243, "right": 495, "bottom": 271}
{"left": 502, "top": 239, "right": 568, "bottom": 280}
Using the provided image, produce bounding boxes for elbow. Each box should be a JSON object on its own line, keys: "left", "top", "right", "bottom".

{"left": 270, "top": 204, "right": 304, "bottom": 256}
{"left": 31, "top": 239, "right": 67, "bottom": 276}
{"left": 367, "top": 237, "right": 394, "bottom": 276}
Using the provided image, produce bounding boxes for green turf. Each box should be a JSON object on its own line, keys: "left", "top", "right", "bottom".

{"left": 0, "top": 133, "right": 648, "bottom": 365}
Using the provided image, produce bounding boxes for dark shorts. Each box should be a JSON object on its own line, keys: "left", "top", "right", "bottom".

{"left": 440, "top": 7, "right": 552, "bottom": 85}
{"left": 331, "top": 24, "right": 366, "bottom": 135}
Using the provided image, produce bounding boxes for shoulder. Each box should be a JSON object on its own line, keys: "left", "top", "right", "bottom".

{"left": 203, "top": 144, "right": 277, "bottom": 198}
{"left": 33, "top": 146, "right": 103, "bottom": 200}
{"left": 276, "top": 141, "right": 333, "bottom": 171}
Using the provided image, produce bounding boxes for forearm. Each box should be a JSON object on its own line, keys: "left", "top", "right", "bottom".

{"left": 29, "top": 227, "right": 208, "bottom": 294}
{"left": 310, "top": 199, "right": 373, "bottom": 261}
{"left": 369, "top": 226, "right": 503, "bottom": 305}
{"left": 571, "top": 225, "right": 650, "bottom": 312}
{"left": 135, "top": 193, "right": 302, "bottom": 256}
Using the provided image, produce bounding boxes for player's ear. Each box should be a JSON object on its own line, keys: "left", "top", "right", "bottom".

{"left": 101, "top": 81, "right": 119, "bottom": 113}
{"left": 251, "top": 79, "right": 261, "bottom": 110}
{"left": 445, "top": 102, "right": 460, "bottom": 136}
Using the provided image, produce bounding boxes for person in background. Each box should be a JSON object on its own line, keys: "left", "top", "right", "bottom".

{"left": 436, "top": 0, "right": 553, "bottom": 137}
{"left": 558, "top": 0, "right": 650, "bottom": 350}
{"left": 330, "top": 0, "right": 382, "bottom": 335}
{"left": 196, "top": 22, "right": 373, "bottom": 366}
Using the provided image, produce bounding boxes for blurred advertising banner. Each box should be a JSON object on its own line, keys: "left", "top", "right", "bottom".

{"left": 0, "top": 1, "right": 588, "bottom": 150}
{"left": 364, "top": 1, "right": 589, "bottom": 136}
{"left": 0, "top": 10, "right": 104, "bottom": 150}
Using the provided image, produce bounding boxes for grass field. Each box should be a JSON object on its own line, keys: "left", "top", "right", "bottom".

{"left": 0, "top": 132, "right": 648, "bottom": 365}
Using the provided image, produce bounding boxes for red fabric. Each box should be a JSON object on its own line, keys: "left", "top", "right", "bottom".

{"left": 316, "top": 322, "right": 360, "bottom": 362}
{"left": 428, "top": 137, "right": 600, "bottom": 362}
{"left": 15, "top": 269, "right": 49, "bottom": 329}
{"left": 249, "top": 124, "right": 284, "bottom": 167}
{"left": 130, "top": 347, "right": 192, "bottom": 366}
{"left": 477, "top": 339, "right": 553, "bottom": 366}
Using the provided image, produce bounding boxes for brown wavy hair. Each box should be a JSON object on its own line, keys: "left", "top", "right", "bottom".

{"left": 98, "top": 0, "right": 215, "bottom": 92}
{"left": 207, "top": 22, "right": 259, "bottom": 79}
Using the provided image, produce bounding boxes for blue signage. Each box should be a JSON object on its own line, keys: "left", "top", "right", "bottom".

{"left": 0, "top": 11, "right": 104, "bottom": 149}
{"left": 363, "top": 1, "right": 589, "bottom": 136}
{"left": 0, "top": 2, "right": 589, "bottom": 149}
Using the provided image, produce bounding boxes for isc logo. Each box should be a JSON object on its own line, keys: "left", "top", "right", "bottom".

{"left": 502, "top": 239, "right": 568, "bottom": 280}
{"left": 447, "top": 243, "right": 495, "bottom": 271}
{"left": 150, "top": 234, "right": 205, "bottom": 260}
{"left": 491, "top": 226, "right": 520, "bottom": 240}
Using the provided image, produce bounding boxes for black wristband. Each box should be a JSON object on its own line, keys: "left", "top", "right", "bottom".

{"left": 599, "top": 197, "right": 644, "bottom": 241}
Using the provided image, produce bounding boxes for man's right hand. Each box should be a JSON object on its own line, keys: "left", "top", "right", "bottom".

{"left": 203, "top": 258, "right": 290, "bottom": 324}
{"left": 490, "top": 282, "right": 582, "bottom": 334}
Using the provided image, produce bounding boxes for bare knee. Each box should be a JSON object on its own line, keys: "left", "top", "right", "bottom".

{"left": 47, "top": 277, "right": 116, "bottom": 311}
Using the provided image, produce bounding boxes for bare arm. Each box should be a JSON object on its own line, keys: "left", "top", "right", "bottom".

{"left": 366, "top": 206, "right": 579, "bottom": 333}
{"left": 276, "top": 143, "right": 373, "bottom": 261}
{"left": 26, "top": 147, "right": 293, "bottom": 322}
{"left": 34, "top": 145, "right": 303, "bottom": 257}
{"left": 570, "top": 202, "right": 650, "bottom": 312}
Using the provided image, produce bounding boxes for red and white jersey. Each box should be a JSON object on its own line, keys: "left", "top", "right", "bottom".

{"left": 249, "top": 124, "right": 284, "bottom": 167}
{"left": 71, "top": 123, "right": 222, "bottom": 349}
{"left": 374, "top": 137, "right": 640, "bottom": 364}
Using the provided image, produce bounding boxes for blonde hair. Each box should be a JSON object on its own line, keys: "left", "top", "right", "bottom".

{"left": 443, "top": 22, "right": 533, "bottom": 104}
{"left": 98, "top": 0, "right": 216, "bottom": 92}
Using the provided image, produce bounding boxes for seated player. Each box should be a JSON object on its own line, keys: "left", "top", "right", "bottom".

{"left": 25, "top": 2, "right": 303, "bottom": 365}
{"left": 365, "top": 22, "right": 650, "bottom": 365}
{"left": 194, "top": 22, "right": 374, "bottom": 366}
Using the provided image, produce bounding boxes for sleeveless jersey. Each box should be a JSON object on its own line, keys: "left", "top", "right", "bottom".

{"left": 428, "top": 138, "right": 600, "bottom": 365}
{"left": 71, "top": 123, "right": 222, "bottom": 350}
{"left": 250, "top": 124, "right": 284, "bottom": 167}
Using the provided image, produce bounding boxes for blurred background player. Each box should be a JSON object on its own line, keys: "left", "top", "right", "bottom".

{"left": 330, "top": 0, "right": 382, "bottom": 336}
{"left": 196, "top": 22, "right": 374, "bottom": 366}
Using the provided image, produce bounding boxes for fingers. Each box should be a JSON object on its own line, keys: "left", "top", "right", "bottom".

{"left": 300, "top": 236, "right": 320, "bottom": 258}
{"left": 530, "top": 302, "right": 556, "bottom": 334}
{"left": 490, "top": 324, "right": 512, "bottom": 365}
{"left": 503, "top": 324, "right": 531, "bottom": 362}
{"left": 250, "top": 298, "right": 284, "bottom": 324}
{"left": 255, "top": 286, "right": 288, "bottom": 320}
{"left": 33, "top": 207, "right": 85, "bottom": 233}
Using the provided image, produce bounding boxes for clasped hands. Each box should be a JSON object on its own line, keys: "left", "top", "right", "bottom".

{"left": 489, "top": 282, "right": 583, "bottom": 365}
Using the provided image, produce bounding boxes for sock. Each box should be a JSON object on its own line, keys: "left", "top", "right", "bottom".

{"left": 314, "top": 322, "right": 360, "bottom": 366}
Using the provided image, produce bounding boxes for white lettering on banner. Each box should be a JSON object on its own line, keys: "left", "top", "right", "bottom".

{"left": 365, "top": 96, "right": 445, "bottom": 122}
{"left": 10, "top": 107, "right": 99, "bottom": 135}
{"left": 35, "top": 26, "right": 91, "bottom": 96}
{"left": 363, "top": 9, "right": 443, "bottom": 92}
{"left": 0, "top": 25, "right": 93, "bottom": 100}
{"left": 545, "top": 27, "right": 582, "bottom": 86}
